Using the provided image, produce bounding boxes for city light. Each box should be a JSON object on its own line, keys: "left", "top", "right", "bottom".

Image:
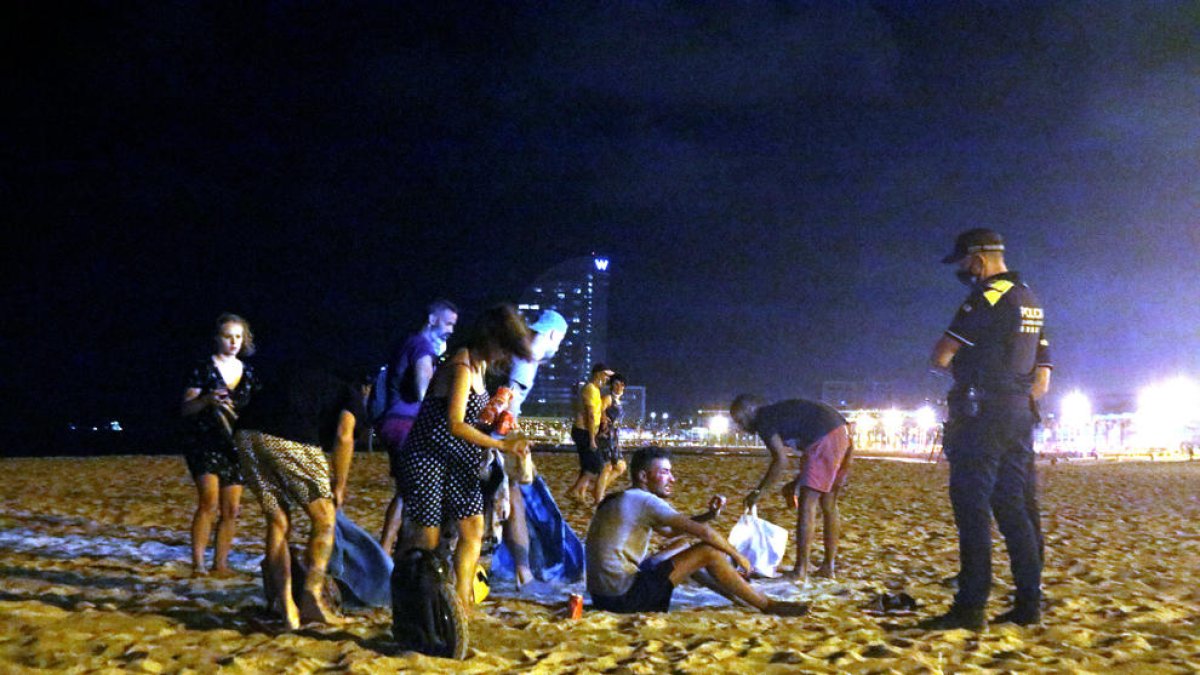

{"left": 708, "top": 415, "right": 730, "bottom": 435}
{"left": 915, "top": 406, "right": 938, "bottom": 430}
{"left": 1136, "top": 377, "right": 1200, "bottom": 449}
{"left": 593, "top": 257, "right": 609, "bottom": 271}
{"left": 882, "top": 409, "right": 904, "bottom": 436}
{"left": 1060, "top": 390, "right": 1092, "bottom": 428}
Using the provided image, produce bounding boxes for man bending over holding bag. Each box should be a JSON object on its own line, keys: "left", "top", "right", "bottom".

{"left": 731, "top": 395, "right": 853, "bottom": 584}
{"left": 585, "top": 446, "right": 808, "bottom": 615}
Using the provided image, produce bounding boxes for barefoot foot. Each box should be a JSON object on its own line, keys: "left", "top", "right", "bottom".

{"left": 299, "top": 592, "right": 347, "bottom": 626}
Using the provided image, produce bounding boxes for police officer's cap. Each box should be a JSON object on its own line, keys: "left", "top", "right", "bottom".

{"left": 941, "top": 228, "right": 1005, "bottom": 264}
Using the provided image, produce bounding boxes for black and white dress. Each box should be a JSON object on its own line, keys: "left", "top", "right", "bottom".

{"left": 398, "top": 390, "right": 489, "bottom": 528}
{"left": 181, "top": 358, "right": 256, "bottom": 486}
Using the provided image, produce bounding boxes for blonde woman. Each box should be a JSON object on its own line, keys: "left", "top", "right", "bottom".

{"left": 180, "top": 313, "right": 257, "bottom": 577}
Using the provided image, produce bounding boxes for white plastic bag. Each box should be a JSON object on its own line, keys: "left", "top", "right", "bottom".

{"left": 727, "top": 506, "right": 789, "bottom": 578}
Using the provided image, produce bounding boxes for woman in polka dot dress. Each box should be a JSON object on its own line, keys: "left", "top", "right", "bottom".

{"left": 398, "top": 304, "right": 533, "bottom": 610}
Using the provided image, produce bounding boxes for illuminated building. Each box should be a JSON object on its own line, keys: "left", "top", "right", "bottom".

{"left": 517, "top": 255, "right": 610, "bottom": 416}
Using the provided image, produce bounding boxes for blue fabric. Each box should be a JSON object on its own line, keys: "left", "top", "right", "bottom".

{"left": 491, "top": 476, "right": 585, "bottom": 583}
{"left": 328, "top": 510, "right": 393, "bottom": 608}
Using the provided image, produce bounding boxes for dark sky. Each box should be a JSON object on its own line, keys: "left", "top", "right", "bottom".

{"left": 5, "top": 1, "right": 1199, "bottom": 435}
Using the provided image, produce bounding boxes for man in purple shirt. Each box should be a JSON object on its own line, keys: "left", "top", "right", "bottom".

{"left": 378, "top": 299, "right": 458, "bottom": 553}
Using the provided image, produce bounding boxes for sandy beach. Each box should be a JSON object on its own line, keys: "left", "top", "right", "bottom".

{"left": 2, "top": 452, "right": 1200, "bottom": 673}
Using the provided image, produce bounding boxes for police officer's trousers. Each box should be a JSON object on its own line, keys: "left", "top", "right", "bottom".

{"left": 943, "top": 404, "right": 1041, "bottom": 610}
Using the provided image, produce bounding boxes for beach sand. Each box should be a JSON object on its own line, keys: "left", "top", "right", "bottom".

{"left": 2, "top": 452, "right": 1200, "bottom": 673}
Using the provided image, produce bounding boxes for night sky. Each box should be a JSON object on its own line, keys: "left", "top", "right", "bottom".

{"left": 6, "top": 2, "right": 1199, "bottom": 444}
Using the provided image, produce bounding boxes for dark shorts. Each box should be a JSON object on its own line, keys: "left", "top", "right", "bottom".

{"left": 184, "top": 444, "right": 244, "bottom": 487}
{"left": 572, "top": 427, "right": 604, "bottom": 475}
{"left": 591, "top": 557, "right": 676, "bottom": 613}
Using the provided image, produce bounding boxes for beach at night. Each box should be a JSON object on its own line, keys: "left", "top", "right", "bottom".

{"left": 3, "top": 452, "right": 1198, "bottom": 673}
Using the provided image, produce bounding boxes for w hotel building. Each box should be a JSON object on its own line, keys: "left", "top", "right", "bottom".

{"left": 517, "top": 256, "right": 610, "bottom": 417}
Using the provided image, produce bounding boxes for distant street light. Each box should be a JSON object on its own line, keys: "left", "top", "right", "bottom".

{"left": 708, "top": 416, "right": 730, "bottom": 435}
{"left": 915, "top": 406, "right": 938, "bottom": 431}
{"left": 1137, "top": 377, "right": 1200, "bottom": 449}
{"left": 1060, "top": 390, "right": 1092, "bottom": 428}
{"left": 882, "top": 409, "right": 904, "bottom": 436}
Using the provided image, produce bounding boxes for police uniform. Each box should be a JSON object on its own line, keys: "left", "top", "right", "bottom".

{"left": 942, "top": 270, "right": 1051, "bottom": 616}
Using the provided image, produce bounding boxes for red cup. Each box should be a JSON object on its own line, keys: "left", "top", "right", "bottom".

{"left": 567, "top": 593, "right": 583, "bottom": 620}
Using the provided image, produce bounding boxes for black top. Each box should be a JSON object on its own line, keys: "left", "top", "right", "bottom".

{"left": 944, "top": 271, "right": 1052, "bottom": 396}
{"left": 752, "top": 399, "right": 846, "bottom": 449}
{"left": 238, "top": 363, "right": 366, "bottom": 448}
{"left": 183, "top": 357, "right": 257, "bottom": 449}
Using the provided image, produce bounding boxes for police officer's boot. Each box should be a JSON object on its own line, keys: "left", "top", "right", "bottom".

{"left": 993, "top": 602, "right": 1041, "bottom": 626}
{"left": 915, "top": 604, "right": 986, "bottom": 631}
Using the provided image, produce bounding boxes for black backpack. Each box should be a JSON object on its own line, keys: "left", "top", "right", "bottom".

{"left": 391, "top": 548, "right": 469, "bottom": 659}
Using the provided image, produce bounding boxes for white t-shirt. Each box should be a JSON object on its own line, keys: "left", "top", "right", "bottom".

{"left": 585, "top": 488, "right": 678, "bottom": 596}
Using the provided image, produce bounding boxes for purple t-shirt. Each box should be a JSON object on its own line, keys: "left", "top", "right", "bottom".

{"left": 383, "top": 332, "right": 438, "bottom": 419}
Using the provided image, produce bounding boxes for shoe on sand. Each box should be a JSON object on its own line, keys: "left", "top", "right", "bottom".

{"left": 915, "top": 605, "right": 985, "bottom": 631}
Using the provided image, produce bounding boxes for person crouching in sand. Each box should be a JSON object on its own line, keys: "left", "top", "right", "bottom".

{"left": 235, "top": 362, "right": 366, "bottom": 629}
{"left": 731, "top": 394, "right": 852, "bottom": 584}
{"left": 585, "top": 446, "right": 808, "bottom": 616}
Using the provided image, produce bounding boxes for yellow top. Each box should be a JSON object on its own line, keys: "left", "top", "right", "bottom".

{"left": 574, "top": 382, "right": 603, "bottom": 430}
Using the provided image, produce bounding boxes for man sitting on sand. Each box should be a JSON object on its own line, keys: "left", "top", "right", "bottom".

{"left": 731, "top": 394, "right": 852, "bottom": 584}
{"left": 585, "top": 446, "right": 808, "bottom": 615}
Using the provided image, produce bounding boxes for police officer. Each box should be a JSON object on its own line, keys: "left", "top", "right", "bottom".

{"left": 918, "top": 228, "right": 1052, "bottom": 630}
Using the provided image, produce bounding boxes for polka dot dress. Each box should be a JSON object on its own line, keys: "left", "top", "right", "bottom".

{"left": 398, "top": 391, "right": 490, "bottom": 528}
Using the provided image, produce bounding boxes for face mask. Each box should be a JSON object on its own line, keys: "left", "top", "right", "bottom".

{"left": 955, "top": 257, "right": 983, "bottom": 287}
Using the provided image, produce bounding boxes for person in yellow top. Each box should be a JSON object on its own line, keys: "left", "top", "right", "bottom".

{"left": 568, "top": 363, "right": 613, "bottom": 503}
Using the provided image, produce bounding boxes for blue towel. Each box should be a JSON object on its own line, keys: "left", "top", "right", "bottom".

{"left": 491, "top": 476, "right": 585, "bottom": 582}
{"left": 328, "top": 510, "right": 393, "bottom": 608}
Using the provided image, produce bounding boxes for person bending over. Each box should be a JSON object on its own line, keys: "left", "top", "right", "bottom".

{"left": 585, "top": 446, "right": 808, "bottom": 615}
{"left": 236, "top": 362, "right": 364, "bottom": 629}
{"left": 731, "top": 394, "right": 852, "bottom": 584}
{"left": 395, "top": 304, "right": 532, "bottom": 611}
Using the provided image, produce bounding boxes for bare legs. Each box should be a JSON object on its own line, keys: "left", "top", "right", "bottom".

{"left": 261, "top": 497, "right": 342, "bottom": 629}
{"left": 788, "top": 485, "right": 841, "bottom": 583}
{"left": 263, "top": 507, "right": 299, "bottom": 628}
{"left": 453, "top": 515, "right": 484, "bottom": 610}
{"left": 402, "top": 513, "right": 486, "bottom": 612}
{"left": 667, "top": 544, "right": 807, "bottom": 616}
{"left": 569, "top": 471, "right": 598, "bottom": 503}
{"left": 191, "top": 475, "right": 242, "bottom": 576}
{"left": 380, "top": 492, "right": 403, "bottom": 555}
{"left": 816, "top": 489, "right": 840, "bottom": 579}
{"left": 503, "top": 485, "right": 533, "bottom": 586}
{"left": 593, "top": 459, "right": 627, "bottom": 504}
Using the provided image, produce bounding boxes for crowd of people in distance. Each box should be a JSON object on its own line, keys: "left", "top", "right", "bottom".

{"left": 177, "top": 228, "right": 1050, "bottom": 646}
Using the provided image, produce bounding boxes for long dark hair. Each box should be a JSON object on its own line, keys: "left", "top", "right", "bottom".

{"left": 466, "top": 304, "right": 533, "bottom": 362}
